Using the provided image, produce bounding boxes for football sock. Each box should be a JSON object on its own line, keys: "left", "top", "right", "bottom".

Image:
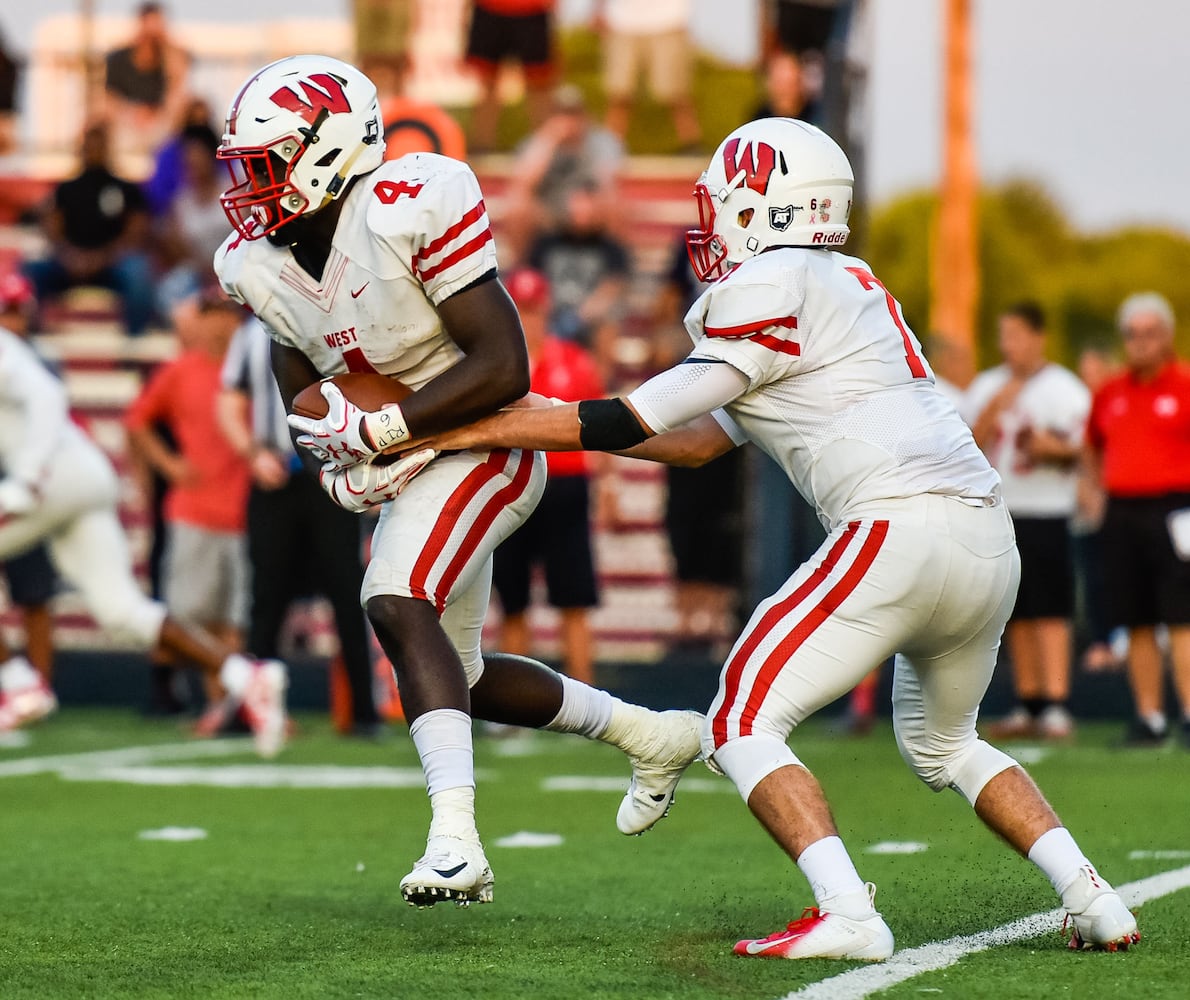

{"left": 797, "top": 836, "right": 872, "bottom": 917}
{"left": 217, "top": 653, "right": 253, "bottom": 697}
{"left": 1027, "top": 827, "right": 1093, "bottom": 899}
{"left": 427, "top": 787, "right": 478, "bottom": 843}
{"left": 544, "top": 674, "right": 615, "bottom": 740}
{"left": 0, "top": 656, "right": 41, "bottom": 691}
{"left": 410, "top": 709, "right": 478, "bottom": 841}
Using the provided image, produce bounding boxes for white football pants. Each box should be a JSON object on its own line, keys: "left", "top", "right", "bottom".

{"left": 706, "top": 493, "right": 1021, "bottom": 803}
{"left": 361, "top": 447, "right": 546, "bottom": 684}
{"left": 0, "top": 437, "right": 166, "bottom": 648}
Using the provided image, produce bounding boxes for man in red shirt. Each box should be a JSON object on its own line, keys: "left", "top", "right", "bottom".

{"left": 1083, "top": 292, "right": 1190, "bottom": 747}
{"left": 492, "top": 268, "right": 606, "bottom": 684}
{"left": 126, "top": 292, "right": 252, "bottom": 715}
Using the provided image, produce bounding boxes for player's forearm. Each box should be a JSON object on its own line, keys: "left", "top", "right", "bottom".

{"left": 400, "top": 355, "right": 529, "bottom": 439}
{"left": 616, "top": 413, "right": 737, "bottom": 467}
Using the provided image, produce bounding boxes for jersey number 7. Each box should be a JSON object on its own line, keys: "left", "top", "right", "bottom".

{"left": 845, "top": 267, "right": 928, "bottom": 379}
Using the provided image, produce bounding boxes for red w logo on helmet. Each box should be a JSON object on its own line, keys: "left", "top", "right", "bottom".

{"left": 722, "top": 138, "right": 777, "bottom": 195}
{"left": 270, "top": 73, "right": 352, "bottom": 124}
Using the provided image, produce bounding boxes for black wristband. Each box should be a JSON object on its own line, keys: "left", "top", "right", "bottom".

{"left": 577, "top": 398, "right": 649, "bottom": 451}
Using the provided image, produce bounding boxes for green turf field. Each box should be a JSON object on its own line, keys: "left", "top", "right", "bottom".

{"left": 1, "top": 709, "right": 1186, "bottom": 999}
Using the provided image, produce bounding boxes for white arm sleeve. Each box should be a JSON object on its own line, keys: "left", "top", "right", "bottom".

{"left": 626, "top": 360, "right": 751, "bottom": 434}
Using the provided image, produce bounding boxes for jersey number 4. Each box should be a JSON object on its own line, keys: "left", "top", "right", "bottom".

{"left": 845, "top": 267, "right": 928, "bottom": 379}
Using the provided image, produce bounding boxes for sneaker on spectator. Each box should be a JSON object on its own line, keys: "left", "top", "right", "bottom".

{"left": 1037, "top": 705, "right": 1075, "bottom": 741}
{"left": 1114, "top": 716, "right": 1167, "bottom": 748}
{"left": 987, "top": 705, "right": 1036, "bottom": 741}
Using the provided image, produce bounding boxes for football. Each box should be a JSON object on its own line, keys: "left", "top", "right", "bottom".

{"left": 291, "top": 372, "right": 412, "bottom": 419}
{"left": 291, "top": 373, "right": 413, "bottom": 466}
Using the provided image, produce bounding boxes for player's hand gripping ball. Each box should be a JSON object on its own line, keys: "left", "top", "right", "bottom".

{"left": 289, "top": 373, "right": 414, "bottom": 468}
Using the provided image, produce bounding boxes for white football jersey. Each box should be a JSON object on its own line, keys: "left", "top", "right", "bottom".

{"left": 683, "top": 248, "right": 999, "bottom": 529}
{"left": 0, "top": 327, "right": 98, "bottom": 483}
{"left": 961, "top": 362, "right": 1089, "bottom": 517}
{"left": 214, "top": 153, "right": 498, "bottom": 388}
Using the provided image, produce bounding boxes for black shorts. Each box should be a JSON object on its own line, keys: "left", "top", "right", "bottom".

{"left": 465, "top": 7, "right": 554, "bottom": 78}
{"left": 493, "top": 475, "right": 598, "bottom": 615}
{"left": 665, "top": 451, "right": 743, "bottom": 586}
{"left": 1009, "top": 516, "right": 1074, "bottom": 620}
{"left": 2, "top": 544, "right": 57, "bottom": 607}
{"left": 1101, "top": 492, "right": 1190, "bottom": 627}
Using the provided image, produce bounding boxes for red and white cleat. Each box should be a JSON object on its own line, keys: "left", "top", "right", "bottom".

{"left": 240, "top": 660, "right": 288, "bottom": 758}
{"left": 0, "top": 658, "right": 57, "bottom": 732}
{"left": 735, "top": 889, "right": 894, "bottom": 961}
{"left": 1063, "top": 866, "right": 1140, "bottom": 952}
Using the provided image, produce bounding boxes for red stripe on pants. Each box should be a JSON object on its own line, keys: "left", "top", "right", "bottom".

{"left": 738, "top": 521, "right": 889, "bottom": 737}
{"left": 408, "top": 449, "right": 511, "bottom": 607}
{"left": 712, "top": 523, "right": 863, "bottom": 746}
{"left": 432, "top": 448, "right": 536, "bottom": 612}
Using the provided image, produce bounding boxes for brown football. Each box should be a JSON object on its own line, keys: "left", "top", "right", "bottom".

{"left": 292, "top": 373, "right": 413, "bottom": 466}
{"left": 291, "top": 372, "right": 413, "bottom": 419}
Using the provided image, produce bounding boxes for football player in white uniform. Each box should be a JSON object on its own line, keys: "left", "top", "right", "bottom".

{"left": 409, "top": 119, "right": 1140, "bottom": 957}
{"left": 0, "top": 291, "right": 286, "bottom": 755}
{"left": 214, "top": 55, "right": 703, "bottom": 909}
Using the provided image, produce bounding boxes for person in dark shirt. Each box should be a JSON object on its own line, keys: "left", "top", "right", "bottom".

{"left": 22, "top": 120, "right": 155, "bottom": 335}
{"left": 527, "top": 180, "right": 630, "bottom": 384}
{"left": 103, "top": 2, "right": 190, "bottom": 153}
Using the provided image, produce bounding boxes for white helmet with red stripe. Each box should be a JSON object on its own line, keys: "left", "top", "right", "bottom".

{"left": 219, "top": 54, "right": 385, "bottom": 241}
{"left": 687, "top": 118, "right": 853, "bottom": 281}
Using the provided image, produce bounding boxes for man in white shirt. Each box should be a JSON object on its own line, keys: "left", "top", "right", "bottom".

{"left": 964, "top": 302, "right": 1089, "bottom": 741}
{"left": 407, "top": 119, "right": 1139, "bottom": 960}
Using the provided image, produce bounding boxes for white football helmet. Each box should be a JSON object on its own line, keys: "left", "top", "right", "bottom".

{"left": 218, "top": 54, "right": 385, "bottom": 241}
{"left": 686, "top": 118, "right": 854, "bottom": 281}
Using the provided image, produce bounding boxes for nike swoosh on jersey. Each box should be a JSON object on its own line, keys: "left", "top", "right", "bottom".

{"left": 431, "top": 862, "right": 468, "bottom": 879}
{"left": 350, "top": 283, "right": 369, "bottom": 298}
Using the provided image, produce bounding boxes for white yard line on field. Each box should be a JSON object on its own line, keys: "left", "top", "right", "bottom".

{"left": 784, "top": 864, "right": 1190, "bottom": 1000}
{"left": 0, "top": 739, "right": 249, "bottom": 779}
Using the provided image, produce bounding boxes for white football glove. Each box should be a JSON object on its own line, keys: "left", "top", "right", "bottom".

{"left": 287, "top": 382, "right": 380, "bottom": 469}
{"left": 0, "top": 478, "right": 36, "bottom": 518}
{"left": 318, "top": 448, "right": 438, "bottom": 513}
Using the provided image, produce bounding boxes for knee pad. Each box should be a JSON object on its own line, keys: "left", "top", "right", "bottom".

{"left": 896, "top": 729, "right": 1016, "bottom": 803}
{"left": 708, "top": 733, "right": 804, "bottom": 803}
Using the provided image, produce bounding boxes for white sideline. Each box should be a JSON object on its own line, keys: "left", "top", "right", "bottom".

{"left": 0, "top": 739, "right": 248, "bottom": 779}
{"left": 785, "top": 864, "right": 1190, "bottom": 1000}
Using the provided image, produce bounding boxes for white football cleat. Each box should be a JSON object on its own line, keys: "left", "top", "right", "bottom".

{"left": 1063, "top": 865, "right": 1140, "bottom": 951}
{"left": 240, "top": 660, "right": 288, "bottom": 759}
{"left": 0, "top": 657, "right": 57, "bottom": 732}
{"left": 734, "top": 886, "right": 894, "bottom": 961}
{"left": 400, "top": 836, "right": 494, "bottom": 908}
{"left": 616, "top": 709, "right": 705, "bottom": 835}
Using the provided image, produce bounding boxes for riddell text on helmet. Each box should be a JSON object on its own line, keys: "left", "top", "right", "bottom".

{"left": 812, "top": 232, "right": 848, "bottom": 245}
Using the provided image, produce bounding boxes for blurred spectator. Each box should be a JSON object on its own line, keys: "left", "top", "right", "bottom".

{"left": 102, "top": 2, "right": 191, "bottom": 157}
{"left": 1083, "top": 292, "right": 1190, "bottom": 748}
{"left": 596, "top": 0, "right": 702, "bottom": 152}
{"left": 502, "top": 84, "right": 623, "bottom": 262}
{"left": 379, "top": 53, "right": 466, "bottom": 162}
{"left": 152, "top": 123, "right": 228, "bottom": 318}
{"left": 465, "top": 0, "right": 557, "bottom": 153}
{"left": 215, "top": 314, "right": 381, "bottom": 735}
{"left": 0, "top": 24, "right": 20, "bottom": 156}
{"left": 124, "top": 292, "right": 251, "bottom": 716}
{"left": 753, "top": 48, "right": 820, "bottom": 123}
{"left": 353, "top": 0, "right": 416, "bottom": 99}
{"left": 1072, "top": 344, "right": 1121, "bottom": 671}
{"left": 0, "top": 274, "right": 58, "bottom": 679}
{"left": 648, "top": 235, "right": 744, "bottom": 657}
{"left": 964, "top": 302, "right": 1088, "bottom": 741}
{"left": 492, "top": 269, "right": 605, "bottom": 684}
{"left": 22, "top": 121, "right": 155, "bottom": 336}
{"left": 142, "top": 96, "right": 215, "bottom": 217}
{"left": 527, "top": 180, "right": 631, "bottom": 384}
